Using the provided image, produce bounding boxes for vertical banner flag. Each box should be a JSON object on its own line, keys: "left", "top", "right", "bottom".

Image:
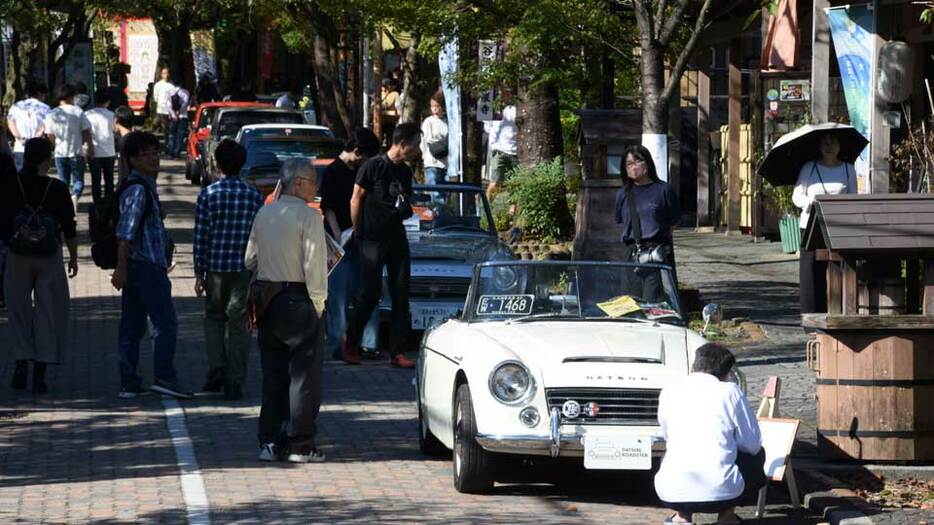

{"left": 190, "top": 30, "right": 217, "bottom": 83}
{"left": 477, "top": 41, "right": 496, "bottom": 121}
{"left": 439, "top": 40, "right": 462, "bottom": 181}
{"left": 827, "top": 5, "right": 874, "bottom": 193}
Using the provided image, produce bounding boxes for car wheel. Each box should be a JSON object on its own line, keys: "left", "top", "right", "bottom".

{"left": 184, "top": 160, "right": 193, "bottom": 180}
{"left": 417, "top": 389, "right": 448, "bottom": 457}
{"left": 452, "top": 383, "right": 493, "bottom": 493}
{"left": 190, "top": 161, "right": 203, "bottom": 186}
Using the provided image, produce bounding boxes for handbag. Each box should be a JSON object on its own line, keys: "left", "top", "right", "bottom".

{"left": 427, "top": 138, "right": 448, "bottom": 159}
{"left": 8, "top": 176, "right": 60, "bottom": 257}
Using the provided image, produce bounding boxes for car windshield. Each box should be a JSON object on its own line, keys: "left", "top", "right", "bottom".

{"left": 217, "top": 111, "right": 304, "bottom": 138}
{"left": 466, "top": 262, "right": 682, "bottom": 325}
{"left": 407, "top": 188, "right": 495, "bottom": 234}
{"left": 241, "top": 127, "right": 334, "bottom": 140}
{"left": 243, "top": 140, "right": 342, "bottom": 171}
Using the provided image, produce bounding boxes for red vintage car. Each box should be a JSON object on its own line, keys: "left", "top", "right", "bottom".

{"left": 185, "top": 101, "right": 271, "bottom": 184}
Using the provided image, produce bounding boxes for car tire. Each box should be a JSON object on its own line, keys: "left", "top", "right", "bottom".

{"left": 190, "top": 161, "right": 203, "bottom": 186}
{"left": 453, "top": 383, "right": 494, "bottom": 493}
{"left": 417, "top": 389, "right": 448, "bottom": 457}
{"left": 184, "top": 160, "right": 193, "bottom": 180}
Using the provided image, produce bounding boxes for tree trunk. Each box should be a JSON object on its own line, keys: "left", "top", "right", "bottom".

{"left": 516, "top": 78, "right": 563, "bottom": 167}
{"left": 639, "top": 43, "right": 667, "bottom": 136}
{"left": 460, "top": 39, "right": 483, "bottom": 184}
{"left": 399, "top": 33, "right": 420, "bottom": 124}
{"left": 153, "top": 14, "right": 194, "bottom": 89}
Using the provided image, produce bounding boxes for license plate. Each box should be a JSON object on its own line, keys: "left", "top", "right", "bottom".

{"left": 583, "top": 435, "right": 652, "bottom": 470}
{"left": 411, "top": 305, "right": 460, "bottom": 330}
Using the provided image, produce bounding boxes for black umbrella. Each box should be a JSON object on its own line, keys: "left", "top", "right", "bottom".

{"left": 757, "top": 123, "right": 868, "bottom": 186}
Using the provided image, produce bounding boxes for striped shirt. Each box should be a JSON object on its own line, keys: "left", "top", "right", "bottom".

{"left": 194, "top": 176, "right": 262, "bottom": 276}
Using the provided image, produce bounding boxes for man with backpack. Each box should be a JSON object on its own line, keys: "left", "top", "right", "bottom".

{"left": 193, "top": 140, "right": 262, "bottom": 400}
{"left": 165, "top": 78, "right": 190, "bottom": 160}
{"left": 109, "top": 131, "right": 190, "bottom": 399}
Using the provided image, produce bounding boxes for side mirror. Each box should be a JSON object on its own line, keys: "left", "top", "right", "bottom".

{"left": 702, "top": 303, "right": 722, "bottom": 335}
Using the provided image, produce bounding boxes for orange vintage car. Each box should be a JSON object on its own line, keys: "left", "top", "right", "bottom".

{"left": 185, "top": 101, "right": 271, "bottom": 184}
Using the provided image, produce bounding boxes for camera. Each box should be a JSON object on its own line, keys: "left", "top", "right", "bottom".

{"left": 636, "top": 245, "right": 667, "bottom": 264}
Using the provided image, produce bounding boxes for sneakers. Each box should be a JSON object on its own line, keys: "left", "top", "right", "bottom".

{"left": 286, "top": 448, "right": 326, "bottom": 463}
{"left": 390, "top": 353, "right": 416, "bottom": 369}
{"left": 223, "top": 384, "right": 243, "bottom": 401}
{"left": 258, "top": 443, "right": 283, "bottom": 462}
{"left": 119, "top": 384, "right": 146, "bottom": 399}
{"left": 151, "top": 380, "right": 194, "bottom": 399}
{"left": 340, "top": 342, "right": 361, "bottom": 365}
{"left": 202, "top": 369, "right": 225, "bottom": 393}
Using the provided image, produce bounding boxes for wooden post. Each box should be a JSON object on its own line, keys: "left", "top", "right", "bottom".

{"left": 811, "top": 0, "right": 831, "bottom": 123}
{"left": 669, "top": 88, "right": 682, "bottom": 200}
{"left": 906, "top": 258, "right": 920, "bottom": 314}
{"left": 842, "top": 262, "right": 858, "bottom": 315}
{"left": 922, "top": 260, "right": 934, "bottom": 315}
{"left": 750, "top": 69, "right": 762, "bottom": 240}
{"left": 696, "top": 68, "right": 711, "bottom": 228}
{"left": 727, "top": 37, "right": 742, "bottom": 233}
{"left": 827, "top": 262, "right": 843, "bottom": 315}
{"left": 869, "top": 2, "right": 890, "bottom": 193}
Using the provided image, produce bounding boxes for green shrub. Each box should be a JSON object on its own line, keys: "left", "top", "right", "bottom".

{"left": 506, "top": 157, "right": 575, "bottom": 242}
{"left": 490, "top": 190, "right": 514, "bottom": 232}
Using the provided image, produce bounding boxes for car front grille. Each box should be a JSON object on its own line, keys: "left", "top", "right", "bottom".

{"left": 409, "top": 277, "right": 471, "bottom": 299}
{"left": 546, "top": 388, "right": 661, "bottom": 425}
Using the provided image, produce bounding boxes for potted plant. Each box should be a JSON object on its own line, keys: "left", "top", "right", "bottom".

{"left": 763, "top": 180, "right": 800, "bottom": 254}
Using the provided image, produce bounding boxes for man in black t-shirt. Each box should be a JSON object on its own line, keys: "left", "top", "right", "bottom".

{"left": 343, "top": 122, "right": 421, "bottom": 368}
{"left": 319, "top": 128, "right": 381, "bottom": 361}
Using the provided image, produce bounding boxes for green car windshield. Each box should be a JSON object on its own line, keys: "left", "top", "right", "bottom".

{"left": 466, "top": 263, "right": 682, "bottom": 325}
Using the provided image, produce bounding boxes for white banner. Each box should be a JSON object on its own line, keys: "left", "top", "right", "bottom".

{"left": 127, "top": 34, "right": 158, "bottom": 93}
{"left": 642, "top": 133, "right": 668, "bottom": 182}
{"left": 439, "top": 40, "right": 462, "bottom": 181}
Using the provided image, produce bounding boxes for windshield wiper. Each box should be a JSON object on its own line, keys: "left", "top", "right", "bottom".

{"left": 506, "top": 313, "right": 582, "bottom": 324}
{"left": 581, "top": 316, "right": 658, "bottom": 325}
{"left": 429, "top": 224, "right": 488, "bottom": 234}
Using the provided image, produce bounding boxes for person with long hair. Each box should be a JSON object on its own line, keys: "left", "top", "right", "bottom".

{"left": 792, "top": 133, "right": 856, "bottom": 314}
{"left": 1, "top": 138, "right": 78, "bottom": 394}
{"left": 614, "top": 144, "right": 681, "bottom": 300}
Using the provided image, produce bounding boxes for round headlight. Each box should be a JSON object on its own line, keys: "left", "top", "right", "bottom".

{"left": 492, "top": 267, "right": 518, "bottom": 291}
{"left": 519, "top": 407, "right": 540, "bottom": 428}
{"left": 489, "top": 361, "right": 534, "bottom": 405}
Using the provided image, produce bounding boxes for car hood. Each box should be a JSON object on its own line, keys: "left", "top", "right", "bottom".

{"left": 472, "top": 321, "right": 690, "bottom": 389}
{"left": 407, "top": 232, "right": 510, "bottom": 262}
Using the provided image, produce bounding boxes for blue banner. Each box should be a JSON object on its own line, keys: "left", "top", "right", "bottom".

{"left": 827, "top": 5, "right": 873, "bottom": 192}
{"left": 439, "top": 40, "right": 462, "bottom": 181}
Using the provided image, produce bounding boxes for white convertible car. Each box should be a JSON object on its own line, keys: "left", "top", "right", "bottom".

{"left": 416, "top": 260, "right": 721, "bottom": 493}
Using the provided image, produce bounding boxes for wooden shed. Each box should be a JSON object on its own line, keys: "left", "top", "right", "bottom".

{"left": 802, "top": 194, "right": 934, "bottom": 462}
{"left": 573, "top": 109, "right": 641, "bottom": 260}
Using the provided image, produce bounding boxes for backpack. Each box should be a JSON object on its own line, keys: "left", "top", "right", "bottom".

{"left": 170, "top": 90, "right": 183, "bottom": 112}
{"left": 8, "top": 176, "right": 60, "bottom": 257}
{"left": 90, "top": 179, "right": 151, "bottom": 269}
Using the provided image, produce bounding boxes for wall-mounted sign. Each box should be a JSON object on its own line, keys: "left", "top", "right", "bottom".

{"left": 779, "top": 80, "right": 809, "bottom": 101}
{"left": 767, "top": 88, "right": 780, "bottom": 101}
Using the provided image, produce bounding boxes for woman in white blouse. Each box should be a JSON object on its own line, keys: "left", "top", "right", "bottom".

{"left": 792, "top": 133, "right": 857, "bottom": 313}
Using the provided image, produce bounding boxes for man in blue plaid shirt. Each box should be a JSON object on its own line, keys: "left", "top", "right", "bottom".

{"left": 193, "top": 139, "right": 262, "bottom": 400}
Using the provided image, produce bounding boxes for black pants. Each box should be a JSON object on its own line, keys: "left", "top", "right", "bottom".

{"left": 799, "top": 229, "right": 826, "bottom": 314}
{"left": 663, "top": 448, "right": 767, "bottom": 515}
{"left": 257, "top": 288, "right": 324, "bottom": 451}
{"left": 346, "top": 234, "right": 410, "bottom": 355}
{"left": 621, "top": 241, "right": 677, "bottom": 303}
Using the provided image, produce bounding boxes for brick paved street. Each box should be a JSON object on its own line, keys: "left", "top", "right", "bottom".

{"left": 2, "top": 162, "right": 824, "bottom": 524}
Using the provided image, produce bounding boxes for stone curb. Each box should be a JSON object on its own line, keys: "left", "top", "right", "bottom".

{"left": 801, "top": 469, "right": 878, "bottom": 524}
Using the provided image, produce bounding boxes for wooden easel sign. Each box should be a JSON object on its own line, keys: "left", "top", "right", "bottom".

{"left": 757, "top": 418, "right": 800, "bottom": 482}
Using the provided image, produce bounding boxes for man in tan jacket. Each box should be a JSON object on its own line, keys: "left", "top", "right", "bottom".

{"left": 245, "top": 158, "right": 328, "bottom": 463}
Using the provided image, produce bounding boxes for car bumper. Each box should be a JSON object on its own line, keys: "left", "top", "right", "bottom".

{"left": 475, "top": 432, "right": 666, "bottom": 458}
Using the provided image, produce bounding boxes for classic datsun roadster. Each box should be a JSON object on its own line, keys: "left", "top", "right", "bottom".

{"left": 415, "top": 260, "right": 722, "bottom": 493}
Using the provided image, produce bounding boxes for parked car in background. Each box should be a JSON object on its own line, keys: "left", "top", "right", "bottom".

{"left": 185, "top": 101, "right": 270, "bottom": 185}
{"left": 379, "top": 184, "right": 514, "bottom": 333}
{"left": 240, "top": 135, "right": 343, "bottom": 197}
{"left": 415, "top": 260, "right": 735, "bottom": 493}
{"left": 235, "top": 123, "right": 335, "bottom": 145}
{"left": 201, "top": 107, "right": 306, "bottom": 185}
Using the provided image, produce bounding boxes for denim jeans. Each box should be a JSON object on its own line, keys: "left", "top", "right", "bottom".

{"left": 167, "top": 118, "right": 188, "bottom": 158}
{"left": 13, "top": 152, "right": 24, "bottom": 172}
{"left": 326, "top": 244, "right": 379, "bottom": 354}
{"left": 118, "top": 260, "right": 178, "bottom": 388}
{"left": 54, "top": 156, "right": 86, "bottom": 198}
{"left": 424, "top": 166, "right": 447, "bottom": 185}
{"left": 89, "top": 157, "right": 116, "bottom": 204}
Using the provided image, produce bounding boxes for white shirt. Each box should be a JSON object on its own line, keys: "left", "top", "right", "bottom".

{"left": 276, "top": 94, "right": 297, "bottom": 109}
{"left": 244, "top": 194, "right": 328, "bottom": 314}
{"left": 44, "top": 104, "right": 91, "bottom": 158}
{"left": 654, "top": 373, "right": 762, "bottom": 503}
{"left": 8, "top": 98, "right": 51, "bottom": 152}
{"left": 485, "top": 105, "right": 517, "bottom": 156}
{"left": 792, "top": 161, "right": 857, "bottom": 228}
{"left": 85, "top": 107, "right": 116, "bottom": 158}
{"left": 420, "top": 115, "right": 448, "bottom": 169}
{"left": 153, "top": 80, "right": 174, "bottom": 115}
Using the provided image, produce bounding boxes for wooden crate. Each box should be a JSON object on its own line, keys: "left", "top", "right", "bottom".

{"left": 815, "top": 331, "right": 934, "bottom": 461}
